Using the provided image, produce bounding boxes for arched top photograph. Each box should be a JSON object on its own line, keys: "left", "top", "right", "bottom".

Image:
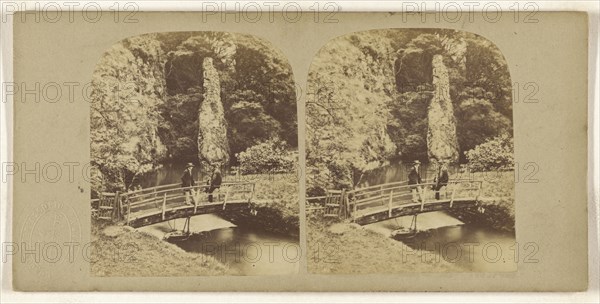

{"left": 305, "top": 28, "right": 516, "bottom": 274}
{"left": 89, "top": 31, "right": 299, "bottom": 277}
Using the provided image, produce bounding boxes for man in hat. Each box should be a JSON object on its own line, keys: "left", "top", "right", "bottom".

{"left": 408, "top": 160, "right": 423, "bottom": 202}
{"left": 207, "top": 163, "right": 222, "bottom": 203}
{"left": 433, "top": 162, "right": 449, "bottom": 200}
{"left": 181, "top": 162, "right": 196, "bottom": 205}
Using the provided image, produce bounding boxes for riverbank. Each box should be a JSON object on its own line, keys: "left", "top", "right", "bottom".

{"left": 449, "top": 171, "right": 515, "bottom": 232}
{"left": 307, "top": 218, "right": 463, "bottom": 274}
{"left": 220, "top": 176, "right": 299, "bottom": 238}
{"left": 91, "top": 220, "right": 230, "bottom": 276}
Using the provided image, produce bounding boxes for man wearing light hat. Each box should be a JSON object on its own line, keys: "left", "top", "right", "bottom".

{"left": 408, "top": 160, "right": 423, "bottom": 202}
{"left": 181, "top": 162, "right": 196, "bottom": 205}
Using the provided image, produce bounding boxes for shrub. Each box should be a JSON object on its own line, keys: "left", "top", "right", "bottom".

{"left": 465, "top": 134, "right": 514, "bottom": 171}
{"left": 236, "top": 138, "right": 295, "bottom": 174}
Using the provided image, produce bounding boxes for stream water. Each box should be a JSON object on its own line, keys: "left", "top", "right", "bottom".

{"left": 137, "top": 164, "right": 299, "bottom": 275}
{"left": 139, "top": 162, "right": 515, "bottom": 273}
{"left": 138, "top": 162, "right": 210, "bottom": 188}
{"left": 362, "top": 162, "right": 517, "bottom": 272}
{"left": 138, "top": 214, "right": 300, "bottom": 275}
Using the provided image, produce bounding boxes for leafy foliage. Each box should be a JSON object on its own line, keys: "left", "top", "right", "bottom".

{"left": 236, "top": 138, "right": 295, "bottom": 174}
{"left": 306, "top": 31, "right": 398, "bottom": 189}
{"left": 307, "top": 29, "right": 514, "bottom": 189}
{"left": 91, "top": 32, "right": 297, "bottom": 194}
{"left": 161, "top": 33, "right": 297, "bottom": 162}
{"left": 465, "top": 134, "right": 514, "bottom": 171}
{"left": 90, "top": 34, "right": 167, "bottom": 193}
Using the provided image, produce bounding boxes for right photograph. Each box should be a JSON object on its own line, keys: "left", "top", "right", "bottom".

{"left": 305, "top": 29, "right": 516, "bottom": 273}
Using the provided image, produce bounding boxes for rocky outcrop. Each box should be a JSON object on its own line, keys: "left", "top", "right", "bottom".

{"left": 427, "top": 54, "right": 459, "bottom": 163}
{"left": 198, "top": 57, "right": 230, "bottom": 165}
{"left": 306, "top": 31, "right": 397, "bottom": 188}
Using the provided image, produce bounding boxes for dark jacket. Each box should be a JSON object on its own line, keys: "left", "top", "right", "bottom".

{"left": 210, "top": 170, "right": 222, "bottom": 189}
{"left": 434, "top": 170, "right": 449, "bottom": 189}
{"left": 408, "top": 167, "right": 422, "bottom": 185}
{"left": 181, "top": 168, "right": 195, "bottom": 188}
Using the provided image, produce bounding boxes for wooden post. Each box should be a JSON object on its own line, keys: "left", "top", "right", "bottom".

{"left": 388, "top": 189, "right": 393, "bottom": 217}
{"left": 161, "top": 192, "right": 167, "bottom": 221}
{"left": 113, "top": 191, "right": 120, "bottom": 222}
{"left": 126, "top": 196, "right": 131, "bottom": 225}
{"left": 449, "top": 183, "right": 457, "bottom": 208}
{"left": 153, "top": 187, "right": 158, "bottom": 208}
{"left": 340, "top": 189, "right": 346, "bottom": 218}
{"left": 419, "top": 186, "right": 425, "bottom": 211}
{"left": 222, "top": 187, "right": 231, "bottom": 210}
{"left": 345, "top": 195, "right": 350, "bottom": 220}
{"left": 248, "top": 183, "right": 255, "bottom": 203}
{"left": 352, "top": 201, "right": 357, "bottom": 221}
{"left": 193, "top": 188, "right": 198, "bottom": 214}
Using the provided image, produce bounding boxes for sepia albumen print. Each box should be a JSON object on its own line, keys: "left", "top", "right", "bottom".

{"left": 8, "top": 10, "right": 589, "bottom": 291}
{"left": 305, "top": 29, "right": 516, "bottom": 273}
{"left": 89, "top": 32, "right": 299, "bottom": 276}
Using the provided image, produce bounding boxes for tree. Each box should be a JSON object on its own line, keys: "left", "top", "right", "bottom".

{"left": 160, "top": 33, "right": 297, "bottom": 163}
{"left": 465, "top": 134, "right": 514, "bottom": 171}
{"left": 306, "top": 30, "right": 398, "bottom": 189}
{"left": 90, "top": 34, "right": 167, "bottom": 193}
{"left": 306, "top": 29, "right": 514, "bottom": 189}
{"left": 236, "top": 138, "right": 295, "bottom": 174}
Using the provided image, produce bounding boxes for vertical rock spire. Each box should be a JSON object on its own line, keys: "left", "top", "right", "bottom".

{"left": 198, "top": 57, "right": 230, "bottom": 166}
{"left": 427, "top": 54, "right": 459, "bottom": 163}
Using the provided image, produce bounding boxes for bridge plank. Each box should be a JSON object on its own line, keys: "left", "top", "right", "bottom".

{"left": 127, "top": 199, "right": 252, "bottom": 228}
{"left": 352, "top": 199, "right": 479, "bottom": 225}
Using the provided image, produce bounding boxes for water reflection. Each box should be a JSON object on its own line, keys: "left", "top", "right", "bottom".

{"left": 139, "top": 214, "right": 299, "bottom": 275}
{"left": 366, "top": 211, "right": 517, "bottom": 272}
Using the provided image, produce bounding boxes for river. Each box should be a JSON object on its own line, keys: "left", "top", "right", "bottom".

{"left": 138, "top": 214, "right": 300, "bottom": 275}
{"left": 138, "top": 162, "right": 210, "bottom": 188}
{"left": 137, "top": 163, "right": 300, "bottom": 276}
{"left": 362, "top": 162, "right": 517, "bottom": 272}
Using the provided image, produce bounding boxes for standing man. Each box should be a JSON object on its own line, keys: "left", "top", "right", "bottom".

{"left": 408, "top": 160, "right": 423, "bottom": 202}
{"left": 181, "top": 162, "right": 196, "bottom": 205}
{"left": 433, "top": 162, "right": 449, "bottom": 200}
{"left": 207, "top": 164, "right": 222, "bottom": 203}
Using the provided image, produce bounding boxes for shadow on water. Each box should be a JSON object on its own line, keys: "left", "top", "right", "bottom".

{"left": 366, "top": 211, "right": 516, "bottom": 272}
{"left": 138, "top": 214, "right": 300, "bottom": 276}
{"left": 360, "top": 162, "right": 516, "bottom": 272}
{"left": 137, "top": 163, "right": 299, "bottom": 275}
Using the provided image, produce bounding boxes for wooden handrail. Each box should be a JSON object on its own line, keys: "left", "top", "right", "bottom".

{"left": 346, "top": 180, "right": 408, "bottom": 194}
{"left": 305, "top": 179, "right": 486, "bottom": 221}
{"left": 93, "top": 180, "right": 257, "bottom": 223}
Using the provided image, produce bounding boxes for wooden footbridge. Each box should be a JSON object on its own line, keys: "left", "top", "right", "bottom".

{"left": 307, "top": 179, "right": 482, "bottom": 225}
{"left": 91, "top": 181, "right": 256, "bottom": 228}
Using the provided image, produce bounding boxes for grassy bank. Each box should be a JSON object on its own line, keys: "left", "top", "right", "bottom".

{"left": 221, "top": 174, "right": 299, "bottom": 238}
{"left": 450, "top": 170, "right": 515, "bottom": 232}
{"left": 307, "top": 218, "right": 463, "bottom": 274}
{"left": 91, "top": 220, "right": 230, "bottom": 276}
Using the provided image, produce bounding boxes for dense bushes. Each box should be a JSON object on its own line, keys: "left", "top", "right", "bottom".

{"left": 236, "top": 138, "right": 295, "bottom": 174}
{"left": 91, "top": 32, "right": 298, "bottom": 194}
{"left": 307, "top": 29, "right": 514, "bottom": 190}
{"left": 465, "top": 134, "right": 514, "bottom": 171}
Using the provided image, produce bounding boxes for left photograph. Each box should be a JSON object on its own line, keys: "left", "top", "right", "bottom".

{"left": 89, "top": 32, "right": 299, "bottom": 276}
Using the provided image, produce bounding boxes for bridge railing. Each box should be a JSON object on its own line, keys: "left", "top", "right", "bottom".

{"left": 306, "top": 189, "right": 346, "bottom": 218}
{"left": 92, "top": 181, "right": 256, "bottom": 224}
{"left": 306, "top": 179, "right": 482, "bottom": 221}
{"left": 347, "top": 180, "right": 482, "bottom": 219}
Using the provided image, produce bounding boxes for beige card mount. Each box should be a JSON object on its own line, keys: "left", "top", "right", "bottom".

{"left": 9, "top": 11, "right": 588, "bottom": 291}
